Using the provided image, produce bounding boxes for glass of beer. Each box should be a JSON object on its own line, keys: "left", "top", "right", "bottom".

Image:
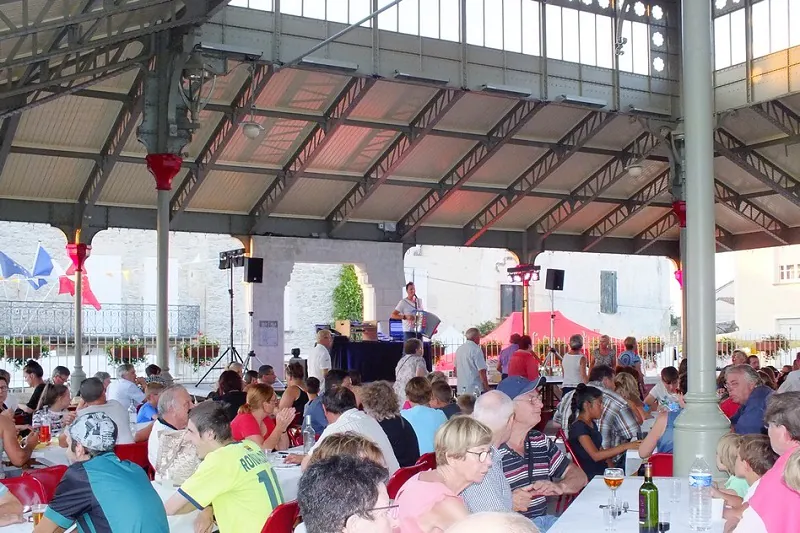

{"left": 31, "top": 504, "right": 46, "bottom": 525}
{"left": 603, "top": 467, "right": 624, "bottom": 506}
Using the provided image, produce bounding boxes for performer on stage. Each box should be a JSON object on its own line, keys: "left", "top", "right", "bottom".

{"left": 391, "top": 282, "right": 423, "bottom": 341}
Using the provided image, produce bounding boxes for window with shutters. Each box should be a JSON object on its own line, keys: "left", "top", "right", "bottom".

{"left": 500, "top": 284, "right": 524, "bottom": 317}
{"left": 600, "top": 271, "right": 618, "bottom": 314}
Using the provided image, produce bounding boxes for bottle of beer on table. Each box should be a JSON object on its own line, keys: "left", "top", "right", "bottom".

{"left": 639, "top": 462, "right": 659, "bottom": 533}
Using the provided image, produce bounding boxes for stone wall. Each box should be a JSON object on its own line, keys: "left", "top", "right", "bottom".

{"left": 284, "top": 263, "right": 340, "bottom": 358}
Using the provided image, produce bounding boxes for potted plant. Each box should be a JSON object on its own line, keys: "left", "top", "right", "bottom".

{"left": 716, "top": 337, "right": 737, "bottom": 356}
{"left": 180, "top": 334, "right": 220, "bottom": 370}
{"left": 638, "top": 336, "right": 664, "bottom": 356}
{"left": 0, "top": 337, "right": 51, "bottom": 368}
{"left": 106, "top": 337, "right": 147, "bottom": 366}
{"left": 755, "top": 335, "right": 790, "bottom": 356}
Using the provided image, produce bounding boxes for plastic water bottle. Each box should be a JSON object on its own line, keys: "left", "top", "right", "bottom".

{"left": 302, "top": 415, "right": 316, "bottom": 454}
{"left": 128, "top": 399, "right": 138, "bottom": 434}
{"left": 688, "top": 454, "right": 713, "bottom": 530}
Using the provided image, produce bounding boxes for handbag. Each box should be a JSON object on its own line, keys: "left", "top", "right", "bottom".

{"left": 155, "top": 428, "right": 200, "bottom": 485}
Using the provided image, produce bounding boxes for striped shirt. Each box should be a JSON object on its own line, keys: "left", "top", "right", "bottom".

{"left": 498, "top": 431, "right": 569, "bottom": 519}
{"left": 553, "top": 381, "right": 640, "bottom": 462}
{"left": 460, "top": 446, "right": 512, "bottom": 513}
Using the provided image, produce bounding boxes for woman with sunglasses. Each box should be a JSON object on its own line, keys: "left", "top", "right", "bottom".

{"left": 394, "top": 416, "right": 493, "bottom": 533}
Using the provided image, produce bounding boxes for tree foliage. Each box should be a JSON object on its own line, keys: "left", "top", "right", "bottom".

{"left": 476, "top": 319, "right": 502, "bottom": 336}
{"left": 333, "top": 265, "right": 364, "bottom": 321}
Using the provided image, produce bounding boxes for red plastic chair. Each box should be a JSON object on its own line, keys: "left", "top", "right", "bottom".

{"left": 554, "top": 429, "right": 583, "bottom": 514}
{"left": 1, "top": 476, "right": 47, "bottom": 505}
{"left": 24, "top": 465, "right": 67, "bottom": 502}
{"left": 415, "top": 452, "right": 436, "bottom": 470}
{"left": 386, "top": 463, "right": 428, "bottom": 500}
{"left": 287, "top": 427, "right": 303, "bottom": 448}
{"left": 115, "top": 441, "right": 154, "bottom": 480}
{"left": 648, "top": 453, "right": 673, "bottom": 477}
{"left": 261, "top": 500, "right": 300, "bottom": 533}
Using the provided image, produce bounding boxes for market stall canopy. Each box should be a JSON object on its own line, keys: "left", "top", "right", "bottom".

{"left": 482, "top": 311, "right": 601, "bottom": 343}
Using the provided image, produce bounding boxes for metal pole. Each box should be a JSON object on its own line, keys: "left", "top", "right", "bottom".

{"left": 673, "top": 0, "right": 731, "bottom": 477}
{"left": 72, "top": 267, "right": 84, "bottom": 395}
{"left": 282, "top": 0, "right": 406, "bottom": 68}
{"left": 522, "top": 281, "right": 530, "bottom": 337}
{"left": 156, "top": 189, "right": 170, "bottom": 376}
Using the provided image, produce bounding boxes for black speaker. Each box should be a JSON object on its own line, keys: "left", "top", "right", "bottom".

{"left": 243, "top": 257, "right": 263, "bottom": 283}
{"left": 545, "top": 269, "right": 565, "bottom": 291}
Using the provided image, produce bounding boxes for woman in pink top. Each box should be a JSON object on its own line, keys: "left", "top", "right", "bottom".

{"left": 394, "top": 416, "right": 493, "bottom": 533}
{"left": 230, "top": 383, "right": 295, "bottom": 451}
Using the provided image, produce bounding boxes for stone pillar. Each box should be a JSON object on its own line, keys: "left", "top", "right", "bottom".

{"left": 249, "top": 252, "right": 294, "bottom": 372}
{"left": 66, "top": 242, "right": 90, "bottom": 395}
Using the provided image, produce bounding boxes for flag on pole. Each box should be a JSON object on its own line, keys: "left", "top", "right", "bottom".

{"left": 58, "top": 264, "right": 102, "bottom": 310}
{"left": 0, "top": 251, "right": 32, "bottom": 281}
{"left": 28, "top": 244, "right": 55, "bottom": 290}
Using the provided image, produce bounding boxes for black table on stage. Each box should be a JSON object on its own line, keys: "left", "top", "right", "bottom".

{"left": 330, "top": 337, "right": 432, "bottom": 382}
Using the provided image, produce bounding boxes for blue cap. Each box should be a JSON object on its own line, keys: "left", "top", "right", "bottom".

{"left": 496, "top": 375, "right": 547, "bottom": 399}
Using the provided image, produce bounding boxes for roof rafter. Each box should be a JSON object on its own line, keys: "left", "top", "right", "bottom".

{"left": 714, "top": 129, "right": 800, "bottom": 209}
{"left": 714, "top": 179, "right": 789, "bottom": 245}
{"left": 170, "top": 64, "right": 275, "bottom": 224}
{"left": 750, "top": 100, "right": 800, "bottom": 137}
{"left": 463, "top": 110, "right": 615, "bottom": 246}
{"left": 250, "top": 76, "right": 376, "bottom": 233}
{"left": 715, "top": 224, "right": 734, "bottom": 252}
{"left": 397, "top": 100, "right": 548, "bottom": 240}
{"left": 326, "top": 88, "right": 463, "bottom": 235}
{"left": 527, "top": 132, "right": 662, "bottom": 243}
{"left": 581, "top": 167, "right": 671, "bottom": 251}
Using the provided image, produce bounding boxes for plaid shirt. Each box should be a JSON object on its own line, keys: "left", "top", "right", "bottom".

{"left": 460, "top": 446, "right": 512, "bottom": 513}
{"left": 554, "top": 381, "right": 640, "bottom": 461}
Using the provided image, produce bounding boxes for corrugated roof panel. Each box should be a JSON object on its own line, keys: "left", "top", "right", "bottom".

{"left": 272, "top": 178, "right": 355, "bottom": 217}
{"left": 469, "top": 145, "right": 547, "bottom": 187}
{"left": 516, "top": 105, "right": 589, "bottom": 141}
{"left": 723, "top": 108, "right": 784, "bottom": 144}
{"left": 603, "top": 162, "right": 670, "bottom": 198}
{"left": 220, "top": 118, "right": 311, "bottom": 167}
{"left": 308, "top": 127, "right": 397, "bottom": 174}
{"left": 15, "top": 96, "right": 121, "bottom": 151}
{"left": 0, "top": 154, "right": 92, "bottom": 201}
{"left": 491, "top": 196, "right": 561, "bottom": 230}
{"left": 550, "top": 202, "right": 613, "bottom": 234}
{"left": 97, "top": 162, "right": 179, "bottom": 207}
{"left": 182, "top": 111, "right": 226, "bottom": 160}
{"left": 393, "top": 136, "right": 475, "bottom": 179}
{"left": 206, "top": 66, "right": 249, "bottom": 105}
{"left": 538, "top": 153, "right": 611, "bottom": 192}
{"left": 715, "top": 157, "right": 771, "bottom": 194}
{"left": 423, "top": 190, "right": 498, "bottom": 227}
{"left": 436, "top": 94, "right": 516, "bottom": 134}
{"left": 751, "top": 194, "right": 800, "bottom": 226}
{"left": 189, "top": 170, "right": 274, "bottom": 213}
{"left": 584, "top": 116, "right": 643, "bottom": 151}
{"left": 715, "top": 204, "right": 761, "bottom": 234}
{"left": 91, "top": 68, "right": 140, "bottom": 94}
{"left": 350, "top": 81, "right": 437, "bottom": 123}
{"left": 606, "top": 206, "right": 669, "bottom": 238}
{"left": 256, "top": 69, "right": 349, "bottom": 112}
{"left": 350, "top": 184, "right": 429, "bottom": 222}
{"left": 758, "top": 144, "right": 800, "bottom": 176}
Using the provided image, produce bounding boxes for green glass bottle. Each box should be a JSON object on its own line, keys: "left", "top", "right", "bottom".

{"left": 639, "top": 462, "right": 659, "bottom": 533}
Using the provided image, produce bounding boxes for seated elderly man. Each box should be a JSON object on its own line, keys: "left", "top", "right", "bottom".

{"left": 34, "top": 412, "right": 168, "bottom": 533}
{"left": 496, "top": 376, "right": 587, "bottom": 532}
{"left": 553, "top": 364, "right": 640, "bottom": 470}
{"left": 148, "top": 384, "right": 193, "bottom": 469}
{"left": 299, "top": 455, "right": 396, "bottom": 533}
{"left": 726, "top": 364, "right": 773, "bottom": 435}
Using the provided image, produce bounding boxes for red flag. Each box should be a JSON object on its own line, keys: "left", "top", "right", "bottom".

{"left": 58, "top": 265, "right": 102, "bottom": 310}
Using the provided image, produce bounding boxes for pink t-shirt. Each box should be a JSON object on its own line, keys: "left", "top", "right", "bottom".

{"left": 230, "top": 412, "right": 276, "bottom": 442}
{"left": 748, "top": 445, "right": 800, "bottom": 533}
{"left": 394, "top": 473, "right": 460, "bottom": 533}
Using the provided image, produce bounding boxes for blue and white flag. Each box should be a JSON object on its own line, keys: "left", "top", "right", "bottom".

{"left": 0, "top": 251, "right": 32, "bottom": 281}
{"left": 29, "top": 244, "right": 54, "bottom": 289}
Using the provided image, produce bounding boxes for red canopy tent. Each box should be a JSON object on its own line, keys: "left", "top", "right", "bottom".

{"left": 482, "top": 311, "right": 600, "bottom": 343}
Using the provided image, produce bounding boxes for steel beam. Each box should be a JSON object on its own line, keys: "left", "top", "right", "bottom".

{"left": 170, "top": 64, "right": 275, "bottom": 224}
{"left": 527, "top": 132, "right": 662, "bottom": 243}
{"left": 750, "top": 100, "right": 800, "bottom": 137}
{"left": 715, "top": 224, "right": 734, "bottom": 252}
{"left": 75, "top": 69, "right": 148, "bottom": 226}
{"left": 250, "top": 77, "right": 376, "bottom": 233}
{"left": 634, "top": 211, "right": 677, "bottom": 254}
{"left": 714, "top": 129, "right": 800, "bottom": 208}
{"left": 0, "top": 113, "right": 20, "bottom": 180}
{"left": 464, "top": 111, "right": 615, "bottom": 246}
{"left": 714, "top": 179, "right": 788, "bottom": 245}
{"left": 397, "top": 100, "right": 548, "bottom": 240}
{"left": 582, "top": 167, "right": 671, "bottom": 251}
{"left": 326, "top": 89, "right": 463, "bottom": 235}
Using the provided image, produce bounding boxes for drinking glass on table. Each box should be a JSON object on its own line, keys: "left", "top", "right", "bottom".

{"left": 603, "top": 468, "right": 625, "bottom": 506}
{"left": 31, "top": 504, "right": 46, "bottom": 525}
{"left": 670, "top": 478, "right": 681, "bottom": 503}
{"left": 603, "top": 504, "right": 618, "bottom": 532}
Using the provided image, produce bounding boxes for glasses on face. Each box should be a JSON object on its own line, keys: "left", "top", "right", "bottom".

{"left": 0, "top": 386, "right": 8, "bottom": 393}
{"left": 466, "top": 449, "right": 493, "bottom": 462}
{"left": 344, "top": 504, "right": 398, "bottom": 525}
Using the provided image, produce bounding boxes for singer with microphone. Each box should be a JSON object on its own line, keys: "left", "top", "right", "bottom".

{"left": 391, "top": 282, "right": 423, "bottom": 341}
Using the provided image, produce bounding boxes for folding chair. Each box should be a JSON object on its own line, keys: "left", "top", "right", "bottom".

{"left": 261, "top": 500, "right": 300, "bottom": 533}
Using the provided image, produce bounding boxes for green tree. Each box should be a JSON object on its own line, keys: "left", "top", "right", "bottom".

{"left": 476, "top": 319, "right": 501, "bottom": 336}
{"left": 333, "top": 265, "right": 364, "bottom": 321}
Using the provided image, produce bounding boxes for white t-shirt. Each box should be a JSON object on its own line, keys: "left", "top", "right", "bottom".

{"left": 647, "top": 380, "right": 679, "bottom": 405}
{"left": 79, "top": 400, "right": 134, "bottom": 444}
{"left": 743, "top": 478, "right": 760, "bottom": 503}
{"left": 107, "top": 379, "right": 145, "bottom": 409}
{"left": 308, "top": 344, "right": 332, "bottom": 386}
{"left": 310, "top": 408, "right": 400, "bottom": 474}
{"left": 455, "top": 340, "right": 487, "bottom": 394}
{"left": 778, "top": 370, "right": 800, "bottom": 392}
{"left": 394, "top": 297, "right": 423, "bottom": 333}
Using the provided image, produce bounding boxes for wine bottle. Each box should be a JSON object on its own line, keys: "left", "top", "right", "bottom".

{"left": 639, "top": 462, "right": 659, "bottom": 533}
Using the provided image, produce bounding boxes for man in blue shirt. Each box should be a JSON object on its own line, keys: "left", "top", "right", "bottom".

{"left": 726, "top": 364, "right": 773, "bottom": 435}
{"left": 303, "top": 369, "right": 350, "bottom": 434}
{"left": 496, "top": 334, "right": 521, "bottom": 380}
{"left": 35, "top": 412, "right": 168, "bottom": 533}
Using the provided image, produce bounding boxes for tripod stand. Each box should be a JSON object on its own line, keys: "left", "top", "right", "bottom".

{"left": 196, "top": 260, "right": 247, "bottom": 386}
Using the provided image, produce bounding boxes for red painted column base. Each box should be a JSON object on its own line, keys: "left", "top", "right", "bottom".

{"left": 672, "top": 200, "right": 687, "bottom": 228}
{"left": 66, "top": 243, "right": 91, "bottom": 273}
{"left": 146, "top": 153, "right": 183, "bottom": 191}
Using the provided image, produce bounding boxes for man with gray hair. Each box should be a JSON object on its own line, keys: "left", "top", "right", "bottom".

{"left": 456, "top": 328, "right": 489, "bottom": 394}
{"left": 106, "top": 363, "right": 146, "bottom": 409}
{"left": 726, "top": 364, "right": 773, "bottom": 435}
{"left": 461, "top": 391, "right": 516, "bottom": 513}
{"left": 148, "top": 384, "right": 193, "bottom": 468}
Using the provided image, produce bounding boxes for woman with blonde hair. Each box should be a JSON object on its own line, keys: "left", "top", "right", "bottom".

{"left": 613, "top": 372, "right": 649, "bottom": 424}
{"left": 308, "top": 431, "right": 385, "bottom": 466}
{"left": 230, "top": 383, "right": 295, "bottom": 451}
{"left": 394, "top": 416, "right": 493, "bottom": 533}
{"left": 785, "top": 448, "right": 800, "bottom": 492}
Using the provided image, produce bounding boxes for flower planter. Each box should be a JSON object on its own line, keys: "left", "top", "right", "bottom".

{"left": 111, "top": 346, "right": 146, "bottom": 362}
{"left": 755, "top": 341, "right": 782, "bottom": 355}
{"left": 3, "top": 345, "right": 42, "bottom": 362}
{"left": 190, "top": 345, "right": 219, "bottom": 364}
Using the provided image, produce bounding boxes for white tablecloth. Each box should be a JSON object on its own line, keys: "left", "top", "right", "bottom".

{"left": 549, "top": 477, "right": 725, "bottom": 533}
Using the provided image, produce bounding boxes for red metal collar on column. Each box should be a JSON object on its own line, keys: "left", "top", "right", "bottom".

{"left": 672, "top": 200, "right": 687, "bottom": 228}
{"left": 67, "top": 243, "right": 91, "bottom": 272}
{"left": 146, "top": 153, "right": 183, "bottom": 191}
